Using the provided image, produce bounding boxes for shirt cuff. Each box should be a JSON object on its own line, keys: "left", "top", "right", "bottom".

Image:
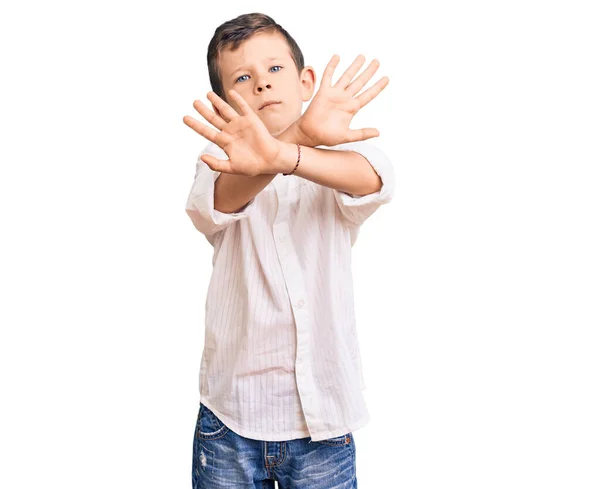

{"left": 328, "top": 141, "right": 396, "bottom": 227}
{"left": 185, "top": 145, "right": 257, "bottom": 238}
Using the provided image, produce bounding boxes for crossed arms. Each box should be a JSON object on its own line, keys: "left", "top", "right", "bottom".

{"left": 184, "top": 54, "right": 392, "bottom": 214}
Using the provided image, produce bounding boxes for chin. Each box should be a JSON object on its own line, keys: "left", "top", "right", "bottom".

{"left": 264, "top": 121, "right": 287, "bottom": 137}
{"left": 267, "top": 117, "right": 294, "bottom": 137}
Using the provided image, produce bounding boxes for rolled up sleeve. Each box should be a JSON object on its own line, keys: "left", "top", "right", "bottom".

{"left": 329, "top": 141, "right": 396, "bottom": 228}
{"left": 185, "top": 142, "right": 257, "bottom": 239}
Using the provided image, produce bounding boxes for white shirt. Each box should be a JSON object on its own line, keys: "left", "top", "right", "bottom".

{"left": 185, "top": 139, "right": 395, "bottom": 442}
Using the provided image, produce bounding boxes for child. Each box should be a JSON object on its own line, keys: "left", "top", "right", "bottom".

{"left": 183, "top": 12, "right": 395, "bottom": 488}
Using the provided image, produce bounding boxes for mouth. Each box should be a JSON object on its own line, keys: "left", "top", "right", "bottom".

{"left": 259, "top": 101, "right": 281, "bottom": 110}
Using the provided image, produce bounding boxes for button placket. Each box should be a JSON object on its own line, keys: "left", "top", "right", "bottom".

{"left": 272, "top": 188, "right": 319, "bottom": 439}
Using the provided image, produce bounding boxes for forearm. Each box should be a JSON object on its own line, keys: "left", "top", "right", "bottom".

{"left": 214, "top": 122, "right": 311, "bottom": 214}
{"left": 277, "top": 143, "right": 383, "bottom": 197}
{"left": 214, "top": 172, "right": 273, "bottom": 214}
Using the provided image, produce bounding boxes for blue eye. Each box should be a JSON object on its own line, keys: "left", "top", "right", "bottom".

{"left": 235, "top": 66, "right": 282, "bottom": 83}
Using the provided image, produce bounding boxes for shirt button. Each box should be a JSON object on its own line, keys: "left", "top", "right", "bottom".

{"left": 279, "top": 235, "right": 285, "bottom": 242}
{"left": 297, "top": 299, "right": 305, "bottom": 308}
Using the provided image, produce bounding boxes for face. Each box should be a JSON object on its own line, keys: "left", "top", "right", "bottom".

{"left": 216, "top": 31, "right": 316, "bottom": 136}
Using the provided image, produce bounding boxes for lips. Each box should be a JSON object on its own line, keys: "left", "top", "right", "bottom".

{"left": 259, "top": 101, "right": 281, "bottom": 110}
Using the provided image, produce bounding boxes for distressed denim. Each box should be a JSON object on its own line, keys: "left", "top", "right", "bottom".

{"left": 192, "top": 402, "right": 357, "bottom": 488}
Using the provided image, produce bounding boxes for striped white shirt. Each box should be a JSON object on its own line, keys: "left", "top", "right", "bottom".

{"left": 185, "top": 140, "right": 395, "bottom": 442}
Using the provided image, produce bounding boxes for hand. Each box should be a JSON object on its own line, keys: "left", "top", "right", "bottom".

{"left": 183, "top": 90, "right": 282, "bottom": 176}
{"left": 296, "top": 54, "right": 389, "bottom": 147}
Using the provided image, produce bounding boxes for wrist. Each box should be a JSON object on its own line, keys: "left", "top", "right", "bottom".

{"left": 294, "top": 118, "right": 320, "bottom": 147}
{"left": 278, "top": 120, "right": 318, "bottom": 147}
{"left": 273, "top": 141, "right": 301, "bottom": 175}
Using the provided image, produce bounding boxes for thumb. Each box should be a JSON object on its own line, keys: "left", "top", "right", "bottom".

{"left": 346, "top": 128, "right": 380, "bottom": 142}
{"left": 200, "top": 154, "right": 232, "bottom": 173}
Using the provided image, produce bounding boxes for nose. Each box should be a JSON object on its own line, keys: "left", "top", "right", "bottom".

{"left": 255, "top": 82, "right": 272, "bottom": 94}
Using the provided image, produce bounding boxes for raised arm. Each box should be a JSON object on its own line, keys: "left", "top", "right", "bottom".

{"left": 212, "top": 119, "right": 310, "bottom": 214}
{"left": 183, "top": 54, "right": 390, "bottom": 217}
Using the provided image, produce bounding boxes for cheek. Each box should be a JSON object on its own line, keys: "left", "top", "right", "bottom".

{"left": 227, "top": 91, "right": 251, "bottom": 111}
{"left": 225, "top": 85, "right": 246, "bottom": 100}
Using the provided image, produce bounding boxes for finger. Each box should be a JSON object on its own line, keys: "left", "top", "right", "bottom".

{"left": 355, "top": 76, "right": 390, "bottom": 109}
{"left": 207, "top": 91, "right": 239, "bottom": 121}
{"left": 345, "top": 59, "right": 381, "bottom": 96}
{"left": 227, "top": 89, "right": 253, "bottom": 117}
{"left": 183, "top": 115, "right": 221, "bottom": 144}
{"left": 346, "top": 127, "right": 380, "bottom": 142}
{"left": 199, "top": 153, "right": 233, "bottom": 174}
{"left": 321, "top": 54, "right": 340, "bottom": 88}
{"left": 193, "top": 99, "right": 226, "bottom": 130}
{"left": 334, "top": 54, "right": 366, "bottom": 90}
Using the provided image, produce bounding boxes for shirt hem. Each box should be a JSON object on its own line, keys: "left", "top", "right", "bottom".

{"left": 308, "top": 409, "right": 371, "bottom": 442}
{"left": 199, "top": 397, "right": 370, "bottom": 443}
{"left": 200, "top": 397, "right": 312, "bottom": 442}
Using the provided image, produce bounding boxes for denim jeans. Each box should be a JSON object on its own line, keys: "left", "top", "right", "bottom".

{"left": 192, "top": 402, "right": 357, "bottom": 488}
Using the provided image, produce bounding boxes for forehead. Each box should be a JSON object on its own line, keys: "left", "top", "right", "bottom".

{"left": 218, "top": 31, "right": 293, "bottom": 74}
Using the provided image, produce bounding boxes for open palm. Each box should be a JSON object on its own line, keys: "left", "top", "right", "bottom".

{"left": 297, "top": 54, "right": 389, "bottom": 147}
{"left": 183, "top": 90, "right": 281, "bottom": 176}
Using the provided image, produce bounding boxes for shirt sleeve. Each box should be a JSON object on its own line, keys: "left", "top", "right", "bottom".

{"left": 327, "top": 141, "right": 396, "bottom": 228}
{"left": 185, "top": 142, "right": 258, "bottom": 238}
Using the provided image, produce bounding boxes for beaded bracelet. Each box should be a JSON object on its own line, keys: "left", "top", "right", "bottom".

{"left": 282, "top": 143, "right": 301, "bottom": 176}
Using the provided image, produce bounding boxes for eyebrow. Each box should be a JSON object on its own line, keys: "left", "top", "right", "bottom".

{"left": 232, "top": 56, "right": 283, "bottom": 75}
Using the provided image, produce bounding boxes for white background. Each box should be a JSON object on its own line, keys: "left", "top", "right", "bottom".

{"left": 1, "top": 0, "right": 599, "bottom": 487}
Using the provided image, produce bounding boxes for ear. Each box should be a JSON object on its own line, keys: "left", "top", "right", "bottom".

{"left": 299, "top": 66, "right": 317, "bottom": 102}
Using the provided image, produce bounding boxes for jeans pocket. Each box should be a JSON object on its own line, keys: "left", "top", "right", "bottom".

{"left": 195, "top": 403, "right": 230, "bottom": 440}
